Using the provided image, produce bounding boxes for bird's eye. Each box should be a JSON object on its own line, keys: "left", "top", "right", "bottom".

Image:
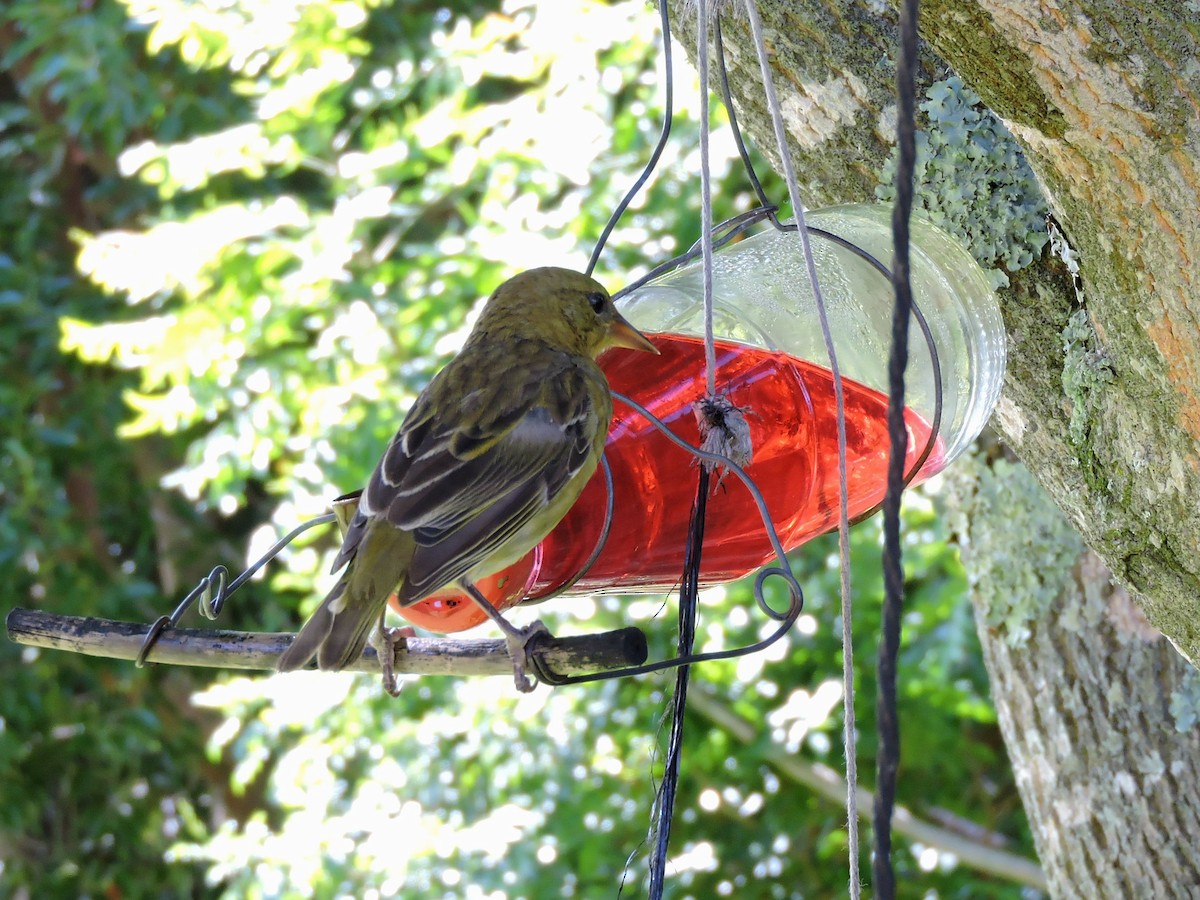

{"left": 586, "top": 291, "right": 607, "bottom": 313}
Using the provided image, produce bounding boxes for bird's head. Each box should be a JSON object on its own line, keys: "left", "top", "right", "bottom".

{"left": 477, "top": 267, "right": 659, "bottom": 359}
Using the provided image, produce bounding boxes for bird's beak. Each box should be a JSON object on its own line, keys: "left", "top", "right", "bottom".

{"left": 607, "top": 312, "right": 660, "bottom": 354}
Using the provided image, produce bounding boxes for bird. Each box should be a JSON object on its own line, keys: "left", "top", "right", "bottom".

{"left": 276, "top": 267, "right": 658, "bottom": 693}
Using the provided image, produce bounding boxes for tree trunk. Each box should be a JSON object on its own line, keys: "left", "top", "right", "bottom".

{"left": 950, "top": 458, "right": 1200, "bottom": 896}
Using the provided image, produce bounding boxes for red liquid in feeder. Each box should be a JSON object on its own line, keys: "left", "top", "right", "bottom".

{"left": 393, "top": 333, "right": 945, "bottom": 632}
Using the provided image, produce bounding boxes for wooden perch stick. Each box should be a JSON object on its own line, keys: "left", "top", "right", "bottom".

{"left": 5, "top": 608, "right": 648, "bottom": 679}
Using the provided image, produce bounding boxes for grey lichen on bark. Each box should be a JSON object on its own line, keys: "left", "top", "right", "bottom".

{"left": 669, "top": 0, "right": 1200, "bottom": 664}
{"left": 946, "top": 457, "right": 1084, "bottom": 643}
{"left": 947, "top": 456, "right": 1200, "bottom": 896}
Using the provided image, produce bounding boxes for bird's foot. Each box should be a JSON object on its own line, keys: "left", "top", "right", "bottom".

{"left": 502, "top": 619, "right": 552, "bottom": 694}
{"left": 457, "top": 579, "right": 553, "bottom": 693}
{"left": 369, "top": 624, "right": 415, "bottom": 697}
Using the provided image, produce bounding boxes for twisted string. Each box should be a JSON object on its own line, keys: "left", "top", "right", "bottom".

{"left": 647, "top": 10, "right": 720, "bottom": 891}
{"left": 875, "top": 0, "right": 921, "bottom": 895}
{"left": 647, "top": 467, "right": 708, "bottom": 898}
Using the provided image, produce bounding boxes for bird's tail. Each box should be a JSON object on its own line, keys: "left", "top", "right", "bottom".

{"left": 276, "top": 526, "right": 412, "bottom": 674}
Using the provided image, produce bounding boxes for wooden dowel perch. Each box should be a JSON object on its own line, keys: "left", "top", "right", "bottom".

{"left": 5, "top": 608, "right": 648, "bottom": 679}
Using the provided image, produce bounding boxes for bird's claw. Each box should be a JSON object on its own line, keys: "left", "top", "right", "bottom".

{"left": 370, "top": 624, "right": 415, "bottom": 697}
{"left": 455, "top": 579, "right": 553, "bottom": 693}
{"left": 504, "top": 620, "right": 552, "bottom": 693}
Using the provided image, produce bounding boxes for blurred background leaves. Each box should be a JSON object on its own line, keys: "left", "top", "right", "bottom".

{"left": 1, "top": 1, "right": 1034, "bottom": 897}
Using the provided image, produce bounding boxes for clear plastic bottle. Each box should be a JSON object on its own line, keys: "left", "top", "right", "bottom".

{"left": 395, "top": 204, "right": 1005, "bottom": 632}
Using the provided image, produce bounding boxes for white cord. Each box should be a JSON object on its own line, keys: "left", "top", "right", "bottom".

{"left": 740, "top": 2, "right": 861, "bottom": 895}
{"left": 697, "top": 3, "right": 717, "bottom": 397}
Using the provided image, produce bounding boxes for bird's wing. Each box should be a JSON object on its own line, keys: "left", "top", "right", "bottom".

{"left": 345, "top": 351, "right": 607, "bottom": 604}
{"left": 396, "top": 408, "right": 586, "bottom": 601}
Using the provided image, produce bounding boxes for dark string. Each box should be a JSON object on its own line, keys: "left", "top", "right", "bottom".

{"left": 612, "top": 206, "right": 779, "bottom": 302}
{"left": 647, "top": 466, "right": 708, "bottom": 899}
{"left": 875, "top": 0, "right": 920, "bottom": 895}
{"left": 586, "top": 0, "right": 673, "bottom": 277}
{"left": 518, "top": 455, "right": 615, "bottom": 607}
{"left": 648, "top": 10, "right": 700, "bottom": 892}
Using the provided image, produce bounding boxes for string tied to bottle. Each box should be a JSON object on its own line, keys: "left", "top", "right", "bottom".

{"left": 692, "top": 395, "right": 752, "bottom": 474}
{"left": 645, "top": 3, "right": 723, "bottom": 891}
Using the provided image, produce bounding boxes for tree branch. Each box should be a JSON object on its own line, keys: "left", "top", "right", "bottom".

{"left": 5, "top": 608, "right": 647, "bottom": 679}
{"left": 686, "top": 689, "right": 1048, "bottom": 891}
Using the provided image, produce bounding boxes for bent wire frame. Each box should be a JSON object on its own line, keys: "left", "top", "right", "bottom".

{"left": 131, "top": 253, "right": 941, "bottom": 684}
{"left": 134, "top": 0, "right": 944, "bottom": 682}
{"left": 134, "top": 514, "right": 335, "bottom": 667}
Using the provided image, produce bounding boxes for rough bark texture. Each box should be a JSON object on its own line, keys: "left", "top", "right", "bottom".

{"left": 950, "top": 459, "right": 1200, "bottom": 897}
{"left": 671, "top": 0, "right": 1200, "bottom": 663}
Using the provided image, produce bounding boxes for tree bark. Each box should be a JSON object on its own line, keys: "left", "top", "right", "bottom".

{"left": 672, "top": 0, "right": 1200, "bottom": 663}
{"left": 950, "top": 459, "right": 1200, "bottom": 897}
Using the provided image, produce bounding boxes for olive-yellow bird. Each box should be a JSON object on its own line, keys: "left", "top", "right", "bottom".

{"left": 276, "top": 267, "right": 657, "bottom": 689}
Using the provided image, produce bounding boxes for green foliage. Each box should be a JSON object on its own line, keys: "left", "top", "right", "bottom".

{"left": 877, "top": 76, "right": 1049, "bottom": 288}
{"left": 2, "top": 1, "right": 1035, "bottom": 897}
{"left": 0, "top": 0, "right": 243, "bottom": 893}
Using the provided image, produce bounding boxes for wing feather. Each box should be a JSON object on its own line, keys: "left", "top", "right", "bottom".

{"left": 331, "top": 345, "right": 610, "bottom": 606}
